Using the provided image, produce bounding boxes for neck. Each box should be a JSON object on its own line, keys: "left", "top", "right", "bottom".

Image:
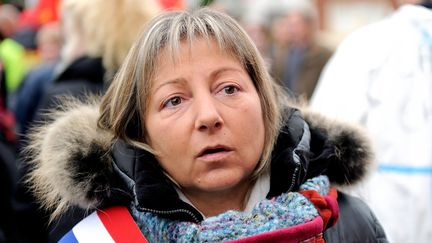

{"left": 182, "top": 180, "right": 253, "bottom": 217}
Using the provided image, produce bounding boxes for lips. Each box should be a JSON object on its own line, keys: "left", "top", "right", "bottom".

{"left": 197, "top": 145, "right": 233, "bottom": 160}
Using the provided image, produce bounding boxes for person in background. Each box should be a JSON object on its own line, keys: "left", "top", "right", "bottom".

{"left": 13, "top": 21, "right": 62, "bottom": 143}
{"left": 270, "top": 1, "right": 332, "bottom": 102}
{"left": 26, "top": 8, "right": 387, "bottom": 242}
{"left": 310, "top": 0, "right": 432, "bottom": 242}
{"left": 14, "top": 1, "right": 161, "bottom": 242}
{"left": 0, "top": 4, "right": 28, "bottom": 95}
{"left": 241, "top": 21, "right": 272, "bottom": 67}
{"left": 35, "top": 0, "right": 161, "bottom": 113}
{"left": 35, "top": 21, "right": 61, "bottom": 64}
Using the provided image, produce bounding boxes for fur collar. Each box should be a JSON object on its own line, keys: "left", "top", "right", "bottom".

{"left": 25, "top": 98, "right": 374, "bottom": 219}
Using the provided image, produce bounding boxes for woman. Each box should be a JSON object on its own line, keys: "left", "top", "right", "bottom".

{"left": 35, "top": 0, "right": 161, "bottom": 114}
{"left": 26, "top": 8, "right": 387, "bottom": 242}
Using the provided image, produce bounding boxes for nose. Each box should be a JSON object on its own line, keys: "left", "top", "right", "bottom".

{"left": 194, "top": 95, "right": 223, "bottom": 133}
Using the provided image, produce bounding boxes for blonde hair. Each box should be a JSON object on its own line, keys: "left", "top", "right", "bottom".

{"left": 60, "top": 0, "right": 161, "bottom": 77}
{"left": 99, "top": 8, "right": 290, "bottom": 178}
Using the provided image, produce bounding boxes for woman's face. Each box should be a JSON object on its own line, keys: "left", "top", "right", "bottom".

{"left": 145, "top": 38, "right": 265, "bottom": 196}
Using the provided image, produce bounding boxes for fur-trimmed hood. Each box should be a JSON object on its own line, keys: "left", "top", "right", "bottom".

{"left": 25, "top": 99, "right": 374, "bottom": 219}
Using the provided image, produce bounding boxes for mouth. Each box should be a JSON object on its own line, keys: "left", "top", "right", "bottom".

{"left": 197, "top": 145, "right": 232, "bottom": 160}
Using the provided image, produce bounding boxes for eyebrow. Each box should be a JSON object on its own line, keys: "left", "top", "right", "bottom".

{"left": 153, "top": 78, "right": 186, "bottom": 94}
{"left": 153, "top": 66, "right": 244, "bottom": 93}
{"left": 210, "top": 67, "right": 244, "bottom": 80}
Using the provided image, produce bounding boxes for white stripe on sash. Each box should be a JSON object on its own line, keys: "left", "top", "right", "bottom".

{"left": 72, "top": 211, "right": 115, "bottom": 243}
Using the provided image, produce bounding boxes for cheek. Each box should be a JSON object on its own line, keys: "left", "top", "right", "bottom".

{"left": 252, "top": 98, "right": 266, "bottom": 148}
{"left": 246, "top": 95, "right": 265, "bottom": 130}
{"left": 236, "top": 96, "right": 265, "bottom": 153}
{"left": 145, "top": 115, "right": 190, "bottom": 173}
{"left": 146, "top": 123, "right": 183, "bottom": 175}
{"left": 251, "top": 110, "right": 265, "bottom": 152}
{"left": 147, "top": 118, "right": 177, "bottom": 153}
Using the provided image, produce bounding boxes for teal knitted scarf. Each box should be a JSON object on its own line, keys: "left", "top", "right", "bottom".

{"left": 131, "top": 175, "right": 331, "bottom": 242}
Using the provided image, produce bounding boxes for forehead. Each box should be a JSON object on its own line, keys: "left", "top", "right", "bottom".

{"left": 158, "top": 37, "right": 237, "bottom": 65}
{"left": 151, "top": 38, "right": 242, "bottom": 82}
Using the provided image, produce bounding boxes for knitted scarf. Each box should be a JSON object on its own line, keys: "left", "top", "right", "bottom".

{"left": 131, "top": 175, "right": 338, "bottom": 242}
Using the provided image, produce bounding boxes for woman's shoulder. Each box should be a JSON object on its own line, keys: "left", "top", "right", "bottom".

{"left": 324, "top": 191, "right": 388, "bottom": 243}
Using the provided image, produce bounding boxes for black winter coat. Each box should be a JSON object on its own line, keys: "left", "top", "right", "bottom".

{"left": 27, "top": 101, "right": 388, "bottom": 242}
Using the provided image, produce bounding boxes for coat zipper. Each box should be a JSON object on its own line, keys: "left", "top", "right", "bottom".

{"left": 137, "top": 206, "right": 201, "bottom": 223}
{"left": 287, "top": 166, "right": 299, "bottom": 192}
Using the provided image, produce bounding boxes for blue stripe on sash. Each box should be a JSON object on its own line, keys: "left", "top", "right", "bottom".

{"left": 58, "top": 230, "right": 79, "bottom": 243}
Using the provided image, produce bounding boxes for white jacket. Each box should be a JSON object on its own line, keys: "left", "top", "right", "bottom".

{"left": 310, "top": 4, "right": 432, "bottom": 243}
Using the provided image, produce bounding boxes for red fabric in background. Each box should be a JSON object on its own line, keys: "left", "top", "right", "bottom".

{"left": 159, "top": 0, "right": 185, "bottom": 10}
{"left": 18, "top": 0, "right": 59, "bottom": 29}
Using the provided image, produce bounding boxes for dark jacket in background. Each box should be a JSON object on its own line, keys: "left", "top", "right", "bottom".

{"left": 13, "top": 63, "right": 56, "bottom": 139}
{"left": 35, "top": 56, "right": 106, "bottom": 115}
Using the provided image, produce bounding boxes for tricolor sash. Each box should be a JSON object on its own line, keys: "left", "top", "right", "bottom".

{"left": 59, "top": 206, "right": 147, "bottom": 243}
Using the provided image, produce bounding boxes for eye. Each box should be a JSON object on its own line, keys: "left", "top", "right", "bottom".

{"left": 222, "top": 85, "right": 239, "bottom": 95}
{"left": 163, "top": 96, "right": 182, "bottom": 108}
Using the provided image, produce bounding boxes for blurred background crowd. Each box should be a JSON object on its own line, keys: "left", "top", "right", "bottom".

{"left": 0, "top": 0, "right": 430, "bottom": 242}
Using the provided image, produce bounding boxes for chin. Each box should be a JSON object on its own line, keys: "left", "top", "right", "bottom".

{"left": 196, "top": 171, "right": 250, "bottom": 192}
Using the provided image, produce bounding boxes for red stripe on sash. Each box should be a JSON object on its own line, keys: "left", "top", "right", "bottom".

{"left": 97, "top": 206, "right": 148, "bottom": 243}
